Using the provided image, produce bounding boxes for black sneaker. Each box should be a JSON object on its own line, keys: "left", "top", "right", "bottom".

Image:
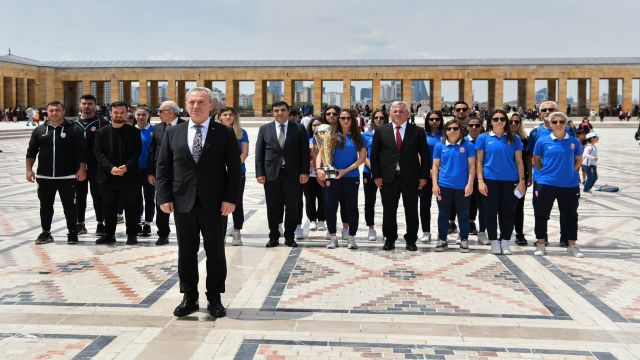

{"left": 559, "top": 240, "right": 568, "bottom": 248}
{"left": 35, "top": 231, "right": 54, "bottom": 244}
{"left": 469, "top": 222, "right": 478, "bottom": 236}
{"left": 67, "top": 232, "right": 79, "bottom": 244}
{"left": 95, "top": 235, "right": 116, "bottom": 245}
{"left": 141, "top": 224, "right": 151, "bottom": 237}
{"left": 116, "top": 214, "right": 124, "bottom": 224}
{"left": 447, "top": 222, "right": 457, "bottom": 234}
{"left": 126, "top": 235, "right": 138, "bottom": 245}
{"left": 96, "top": 223, "right": 105, "bottom": 236}
{"left": 515, "top": 234, "right": 528, "bottom": 246}
{"left": 434, "top": 240, "right": 448, "bottom": 252}
{"left": 76, "top": 223, "right": 87, "bottom": 235}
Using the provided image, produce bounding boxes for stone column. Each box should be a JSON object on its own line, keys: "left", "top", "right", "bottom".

{"left": 343, "top": 79, "right": 352, "bottom": 109}
{"left": 149, "top": 81, "right": 158, "bottom": 107}
{"left": 111, "top": 80, "right": 120, "bottom": 102}
{"left": 526, "top": 76, "right": 536, "bottom": 110}
{"left": 402, "top": 79, "right": 411, "bottom": 106}
{"left": 313, "top": 78, "right": 322, "bottom": 114}
{"left": 96, "top": 82, "right": 105, "bottom": 104}
{"left": 196, "top": 79, "right": 205, "bottom": 88}
{"left": 27, "top": 79, "right": 37, "bottom": 107}
{"left": 494, "top": 78, "right": 504, "bottom": 110}
{"left": 622, "top": 77, "right": 633, "bottom": 113}
{"left": 254, "top": 79, "right": 265, "bottom": 117}
{"left": 462, "top": 79, "right": 473, "bottom": 106}
{"left": 431, "top": 78, "right": 441, "bottom": 111}
{"left": 608, "top": 79, "right": 618, "bottom": 107}
{"left": 5, "top": 77, "right": 16, "bottom": 108}
{"left": 138, "top": 79, "right": 148, "bottom": 106}
{"left": 283, "top": 79, "right": 294, "bottom": 105}
{"left": 81, "top": 80, "right": 91, "bottom": 98}
{"left": 177, "top": 81, "right": 186, "bottom": 109}
{"left": 0, "top": 77, "right": 4, "bottom": 110}
{"left": 203, "top": 80, "right": 212, "bottom": 90}
{"left": 488, "top": 79, "right": 496, "bottom": 110}
{"left": 372, "top": 78, "right": 381, "bottom": 110}
{"left": 558, "top": 77, "right": 567, "bottom": 114}
{"left": 16, "top": 77, "right": 27, "bottom": 107}
{"left": 589, "top": 77, "right": 600, "bottom": 111}
{"left": 122, "top": 81, "right": 132, "bottom": 105}
{"left": 225, "top": 79, "right": 236, "bottom": 108}
{"left": 167, "top": 79, "right": 177, "bottom": 103}
{"left": 545, "top": 79, "right": 555, "bottom": 101}
{"left": 517, "top": 79, "right": 526, "bottom": 109}
{"left": 577, "top": 79, "right": 587, "bottom": 115}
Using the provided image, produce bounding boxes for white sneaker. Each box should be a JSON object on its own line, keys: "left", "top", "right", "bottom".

{"left": 309, "top": 221, "right": 318, "bottom": 231}
{"left": 501, "top": 240, "right": 512, "bottom": 255}
{"left": 341, "top": 227, "right": 349, "bottom": 240}
{"left": 278, "top": 223, "right": 284, "bottom": 237}
{"left": 459, "top": 239, "right": 469, "bottom": 253}
{"left": 317, "top": 221, "right": 326, "bottom": 231}
{"left": 477, "top": 231, "right": 490, "bottom": 245}
{"left": 231, "top": 232, "right": 242, "bottom": 246}
{"left": 490, "top": 240, "right": 502, "bottom": 255}
{"left": 325, "top": 231, "right": 331, "bottom": 240}
{"left": 367, "top": 228, "right": 377, "bottom": 241}
{"left": 420, "top": 232, "right": 431, "bottom": 243}
{"left": 295, "top": 225, "right": 304, "bottom": 240}
{"left": 326, "top": 235, "right": 339, "bottom": 249}
{"left": 226, "top": 227, "right": 234, "bottom": 237}
{"left": 567, "top": 245, "right": 584, "bottom": 258}
{"left": 533, "top": 243, "right": 546, "bottom": 256}
{"left": 347, "top": 236, "right": 358, "bottom": 249}
{"left": 455, "top": 233, "right": 461, "bottom": 244}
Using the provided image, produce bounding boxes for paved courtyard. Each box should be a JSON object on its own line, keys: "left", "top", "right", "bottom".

{"left": 0, "top": 124, "right": 639, "bottom": 359}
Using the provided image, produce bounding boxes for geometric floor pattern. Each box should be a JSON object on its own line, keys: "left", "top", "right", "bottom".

{"left": 0, "top": 125, "right": 639, "bottom": 359}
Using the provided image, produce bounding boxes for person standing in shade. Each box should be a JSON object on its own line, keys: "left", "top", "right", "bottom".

{"left": 73, "top": 94, "right": 109, "bottom": 236}
{"left": 134, "top": 106, "right": 155, "bottom": 237}
{"left": 255, "top": 101, "right": 310, "bottom": 248}
{"left": 419, "top": 111, "right": 444, "bottom": 244}
{"left": 156, "top": 87, "right": 241, "bottom": 318}
{"left": 532, "top": 112, "right": 584, "bottom": 258}
{"left": 317, "top": 109, "right": 366, "bottom": 249}
{"left": 26, "top": 101, "right": 86, "bottom": 244}
{"left": 582, "top": 132, "right": 600, "bottom": 193}
{"left": 465, "top": 116, "right": 488, "bottom": 244}
{"left": 217, "top": 107, "right": 248, "bottom": 246}
{"left": 432, "top": 119, "right": 475, "bottom": 252}
{"left": 147, "top": 101, "right": 185, "bottom": 245}
{"left": 362, "top": 109, "right": 387, "bottom": 241}
{"left": 475, "top": 109, "right": 526, "bottom": 255}
{"left": 94, "top": 102, "right": 142, "bottom": 245}
{"left": 303, "top": 117, "right": 326, "bottom": 232}
{"left": 509, "top": 113, "right": 531, "bottom": 246}
{"left": 371, "top": 101, "right": 429, "bottom": 251}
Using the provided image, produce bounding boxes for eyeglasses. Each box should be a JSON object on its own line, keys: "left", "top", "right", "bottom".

{"left": 373, "top": 116, "right": 385, "bottom": 120}
{"left": 468, "top": 123, "right": 482, "bottom": 128}
{"left": 325, "top": 112, "right": 337, "bottom": 116}
{"left": 157, "top": 109, "right": 171, "bottom": 113}
{"left": 446, "top": 127, "right": 460, "bottom": 132}
{"left": 540, "top": 108, "right": 556, "bottom": 113}
{"left": 551, "top": 120, "right": 566, "bottom": 125}
{"left": 491, "top": 117, "right": 507, "bottom": 122}
{"left": 339, "top": 116, "right": 352, "bottom": 121}
{"left": 428, "top": 118, "right": 441, "bottom": 122}
{"left": 454, "top": 108, "right": 469, "bottom": 112}
{"left": 509, "top": 120, "right": 521, "bottom": 125}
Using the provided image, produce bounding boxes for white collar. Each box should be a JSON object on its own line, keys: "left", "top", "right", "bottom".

{"left": 489, "top": 130, "right": 505, "bottom": 137}
{"left": 392, "top": 121, "right": 407, "bottom": 129}
{"left": 189, "top": 118, "right": 210, "bottom": 128}
{"left": 275, "top": 120, "right": 289, "bottom": 127}
{"left": 169, "top": 117, "right": 179, "bottom": 127}
{"left": 550, "top": 132, "right": 569, "bottom": 140}
{"left": 445, "top": 138, "right": 463, "bottom": 146}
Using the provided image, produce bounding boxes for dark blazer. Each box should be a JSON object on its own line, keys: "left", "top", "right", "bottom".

{"left": 148, "top": 118, "right": 185, "bottom": 176}
{"left": 370, "top": 122, "right": 430, "bottom": 184}
{"left": 155, "top": 120, "right": 241, "bottom": 213}
{"left": 255, "top": 121, "right": 310, "bottom": 181}
{"left": 94, "top": 124, "right": 142, "bottom": 185}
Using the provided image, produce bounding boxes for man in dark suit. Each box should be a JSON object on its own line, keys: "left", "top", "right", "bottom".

{"left": 156, "top": 87, "right": 241, "bottom": 318}
{"left": 147, "top": 101, "right": 185, "bottom": 245}
{"left": 94, "top": 101, "right": 142, "bottom": 245}
{"left": 371, "top": 100, "right": 429, "bottom": 251}
{"left": 255, "top": 101, "right": 309, "bottom": 248}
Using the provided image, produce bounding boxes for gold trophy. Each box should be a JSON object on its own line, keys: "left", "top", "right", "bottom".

{"left": 314, "top": 124, "right": 338, "bottom": 179}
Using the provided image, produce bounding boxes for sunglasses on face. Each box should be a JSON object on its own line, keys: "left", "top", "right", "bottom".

{"left": 373, "top": 116, "right": 385, "bottom": 120}
{"left": 454, "top": 108, "right": 469, "bottom": 112}
{"left": 325, "top": 112, "right": 337, "bottom": 116}
{"left": 446, "top": 127, "right": 460, "bottom": 132}
{"left": 509, "top": 120, "right": 521, "bottom": 125}
{"left": 468, "top": 123, "right": 482, "bottom": 128}
{"left": 540, "top": 108, "right": 556, "bottom": 113}
{"left": 428, "top": 118, "right": 441, "bottom": 122}
{"left": 491, "top": 117, "right": 507, "bottom": 122}
{"left": 551, "top": 120, "right": 566, "bottom": 125}
{"left": 339, "top": 116, "right": 352, "bottom": 121}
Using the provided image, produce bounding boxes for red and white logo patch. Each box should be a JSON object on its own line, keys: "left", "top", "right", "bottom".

{"left": 91, "top": 126, "right": 97, "bottom": 132}
{"left": 60, "top": 133, "right": 66, "bottom": 139}
{"left": 570, "top": 143, "right": 575, "bottom": 150}
{"left": 459, "top": 147, "right": 465, "bottom": 153}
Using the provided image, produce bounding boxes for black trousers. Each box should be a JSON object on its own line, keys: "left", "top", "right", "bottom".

{"left": 514, "top": 195, "right": 525, "bottom": 235}
{"left": 264, "top": 171, "right": 300, "bottom": 241}
{"left": 75, "top": 169, "right": 103, "bottom": 223}
{"left": 137, "top": 169, "right": 155, "bottom": 223}
{"left": 155, "top": 202, "right": 172, "bottom": 237}
{"left": 380, "top": 175, "right": 419, "bottom": 243}
{"left": 534, "top": 184, "right": 579, "bottom": 240}
{"left": 418, "top": 178, "right": 433, "bottom": 232}
{"left": 469, "top": 178, "right": 486, "bottom": 231}
{"left": 100, "top": 180, "right": 138, "bottom": 237}
{"left": 231, "top": 174, "right": 246, "bottom": 230}
{"left": 483, "top": 180, "right": 518, "bottom": 241}
{"left": 532, "top": 181, "right": 568, "bottom": 241}
{"left": 325, "top": 177, "right": 360, "bottom": 235}
{"left": 174, "top": 198, "right": 227, "bottom": 300}
{"left": 363, "top": 172, "right": 380, "bottom": 226}
{"left": 303, "top": 177, "right": 325, "bottom": 222}
{"left": 37, "top": 178, "right": 77, "bottom": 233}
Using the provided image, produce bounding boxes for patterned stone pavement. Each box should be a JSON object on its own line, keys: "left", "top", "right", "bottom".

{"left": 0, "top": 126, "right": 639, "bottom": 359}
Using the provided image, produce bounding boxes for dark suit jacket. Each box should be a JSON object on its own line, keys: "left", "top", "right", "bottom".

{"left": 148, "top": 118, "right": 185, "bottom": 176}
{"left": 94, "top": 124, "right": 142, "bottom": 185}
{"left": 155, "top": 120, "right": 241, "bottom": 213}
{"left": 370, "top": 122, "right": 430, "bottom": 184}
{"left": 255, "top": 121, "right": 310, "bottom": 181}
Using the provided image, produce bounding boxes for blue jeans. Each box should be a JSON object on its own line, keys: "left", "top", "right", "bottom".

{"left": 437, "top": 187, "right": 470, "bottom": 241}
{"left": 582, "top": 165, "right": 598, "bottom": 192}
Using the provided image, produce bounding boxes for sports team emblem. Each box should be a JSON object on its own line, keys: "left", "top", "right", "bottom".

{"left": 570, "top": 143, "right": 575, "bottom": 149}
{"left": 60, "top": 132, "right": 66, "bottom": 138}
{"left": 91, "top": 126, "right": 96, "bottom": 132}
{"left": 459, "top": 147, "right": 465, "bottom": 153}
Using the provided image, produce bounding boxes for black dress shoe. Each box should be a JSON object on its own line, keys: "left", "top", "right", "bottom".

{"left": 95, "top": 235, "right": 116, "bottom": 245}
{"left": 285, "top": 239, "right": 298, "bottom": 248}
{"left": 406, "top": 242, "right": 418, "bottom": 251}
{"left": 207, "top": 298, "right": 227, "bottom": 318}
{"left": 96, "top": 223, "right": 105, "bottom": 236}
{"left": 155, "top": 236, "right": 169, "bottom": 245}
{"left": 559, "top": 240, "right": 568, "bottom": 248}
{"left": 515, "top": 234, "right": 528, "bottom": 246}
{"left": 173, "top": 298, "right": 199, "bottom": 317}
{"left": 67, "top": 232, "right": 78, "bottom": 245}
{"left": 126, "top": 235, "right": 138, "bottom": 245}
{"left": 266, "top": 239, "right": 279, "bottom": 248}
{"left": 141, "top": 224, "right": 151, "bottom": 237}
{"left": 382, "top": 240, "right": 395, "bottom": 251}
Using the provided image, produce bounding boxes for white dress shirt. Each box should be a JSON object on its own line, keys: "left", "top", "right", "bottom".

{"left": 274, "top": 119, "right": 289, "bottom": 139}
{"left": 187, "top": 118, "right": 210, "bottom": 155}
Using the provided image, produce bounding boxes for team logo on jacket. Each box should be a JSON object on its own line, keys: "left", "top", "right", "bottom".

{"left": 91, "top": 126, "right": 96, "bottom": 132}
{"left": 570, "top": 143, "right": 575, "bottom": 149}
{"left": 60, "top": 133, "right": 66, "bottom": 138}
{"left": 459, "top": 147, "right": 465, "bottom": 153}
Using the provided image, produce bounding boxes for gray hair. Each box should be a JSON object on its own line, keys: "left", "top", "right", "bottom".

{"left": 548, "top": 111, "right": 567, "bottom": 122}
{"left": 185, "top": 87, "right": 214, "bottom": 103}
{"left": 160, "top": 100, "right": 180, "bottom": 115}
{"left": 539, "top": 100, "right": 559, "bottom": 110}
{"left": 390, "top": 100, "right": 410, "bottom": 112}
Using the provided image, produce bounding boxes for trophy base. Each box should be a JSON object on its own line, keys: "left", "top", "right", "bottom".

{"left": 322, "top": 167, "right": 337, "bottom": 179}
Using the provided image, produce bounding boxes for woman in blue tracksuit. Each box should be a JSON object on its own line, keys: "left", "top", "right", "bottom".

{"left": 362, "top": 109, "right": 387, "bottom": 241}
{"left": 419, "top": 111, "right": 444, "bottom": 244}
{"left": 465, "top": 116, "right": 487, "bottom": 244}
{"left": 475, "top": 109, "right": 526, "bottom": 255}
{"left": 432, "top": 119, "right": 475, "bottom": 252}
{"left": 532, "top": 112, "right": 584, "bottom": 258}
{"left": 317, "top": 109, "right": 366, "bottom": 250}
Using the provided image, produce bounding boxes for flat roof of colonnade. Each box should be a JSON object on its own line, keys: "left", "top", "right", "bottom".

{"left": 3, "top": 54, "right": 640, "bottom": 68}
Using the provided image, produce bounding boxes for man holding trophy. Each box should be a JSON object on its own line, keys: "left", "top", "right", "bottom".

{"left": 255, "top": 101, "right": 310, "bottom": 248}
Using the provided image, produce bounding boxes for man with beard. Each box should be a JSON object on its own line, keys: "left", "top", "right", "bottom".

{"left": 73, "top": 94, "right": 109, "bottom": 236}
{"left": 94, "top": 102, "right": 141, "bottom": 245}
